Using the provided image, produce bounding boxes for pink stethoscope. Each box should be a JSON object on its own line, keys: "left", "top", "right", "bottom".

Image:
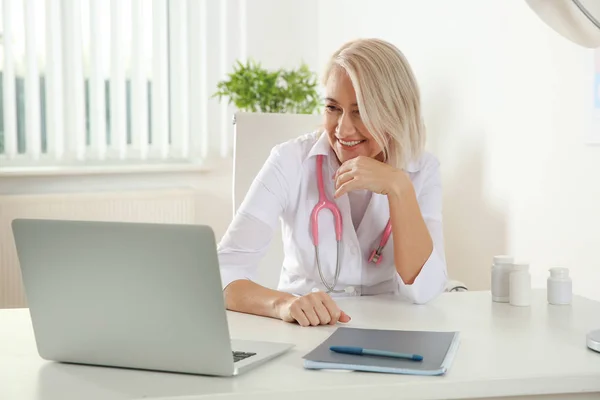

{"left": 310, "top": 155, "right": 392, "bottom": 294}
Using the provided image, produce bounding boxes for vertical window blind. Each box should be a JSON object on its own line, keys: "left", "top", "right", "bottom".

{"left": 0, "top": 0, "right": 240, "bottom": 168}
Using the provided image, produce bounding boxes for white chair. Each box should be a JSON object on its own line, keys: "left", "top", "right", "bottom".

{"left": 232, "top": 112, "right": 466, "bottom": 292}
{"left": 232, "top": 112, "right": 323, "bottom": 288}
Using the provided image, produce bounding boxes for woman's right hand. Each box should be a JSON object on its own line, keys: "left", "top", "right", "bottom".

{"left": 276, "top": 291, "right": 351, "bottom": 326}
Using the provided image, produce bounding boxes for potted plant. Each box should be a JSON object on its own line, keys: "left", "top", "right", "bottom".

{"left": 213, "top": 59, "right": 322, "bottom": 114}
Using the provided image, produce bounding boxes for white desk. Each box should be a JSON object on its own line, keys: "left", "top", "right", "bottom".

{"left": 2, "top": 290, "right": 600, "bottom": 400}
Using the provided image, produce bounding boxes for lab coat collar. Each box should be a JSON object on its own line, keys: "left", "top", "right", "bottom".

{"left": 306, "top": 130, "right": 422, "bottom": 173}
{"left": 405, "top": 158, "right": 421, "bottom": 173}
{"left": 306, "top": 131, "right": 332, "bottom": 160}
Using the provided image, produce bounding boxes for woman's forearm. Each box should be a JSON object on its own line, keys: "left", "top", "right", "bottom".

{"left": 223, "top": 279, "right": 296, "bottom": 320}
{"left": 387, "top": 177, "right": 434, "bottom": 284}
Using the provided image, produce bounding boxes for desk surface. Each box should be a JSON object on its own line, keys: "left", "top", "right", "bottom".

{"left": 2, "top": 290, "right": 600, "bottom": 400}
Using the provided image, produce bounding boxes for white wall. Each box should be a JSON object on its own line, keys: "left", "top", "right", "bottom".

{"left": 317, "top": 0, "right": 600, "bottom": 300}
{"left": 245, "top": 0, "right": 319, "bottom": 72}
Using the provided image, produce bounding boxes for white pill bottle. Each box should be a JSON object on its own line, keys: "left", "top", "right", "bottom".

{"left": 509, "top": 263, "right": 531, "bottom": 307}
{"left": 547, "top": 267, "right": 572, "bottom": 305}
{"left": 491, "top": 255, "right": 514, "bottom": 302}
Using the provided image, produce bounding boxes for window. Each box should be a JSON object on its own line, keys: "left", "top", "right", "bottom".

{"left": 0, "top": 0, "right": 234, "bottom": 170}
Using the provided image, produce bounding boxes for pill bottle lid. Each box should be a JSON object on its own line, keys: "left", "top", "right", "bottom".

{"left": 549, "top": 267, "right": 569, "bottom": 278}
{"left": 512, "top": 262, "right": 529, "bottom": 271}
{"left": 493, "top": 255, "right": 514, "bottom": 265}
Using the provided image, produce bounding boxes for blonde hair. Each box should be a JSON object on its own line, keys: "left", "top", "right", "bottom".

{"left": 322, "top": 38, "right": 425, "bottom": 170}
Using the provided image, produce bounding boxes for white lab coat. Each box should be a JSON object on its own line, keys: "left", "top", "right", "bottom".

{"left": 217, "top": 131, "right": 448, "bottom": 304}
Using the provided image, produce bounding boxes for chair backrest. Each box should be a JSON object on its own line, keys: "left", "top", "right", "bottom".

{"left": 232, "top": 112, "right": 323, "bottom": 288}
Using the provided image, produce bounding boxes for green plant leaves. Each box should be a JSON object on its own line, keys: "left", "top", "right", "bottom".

{"left": 213, "top": 59, "right": 322, "bottom": 114}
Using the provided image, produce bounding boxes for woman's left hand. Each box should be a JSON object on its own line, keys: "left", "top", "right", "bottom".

{"left": 333, "top": 156, "right": 408, "bottom": 198}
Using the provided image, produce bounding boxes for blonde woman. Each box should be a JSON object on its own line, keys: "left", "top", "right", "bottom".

{"left": 217, "top": 38, "right": 447, "bottom": 326}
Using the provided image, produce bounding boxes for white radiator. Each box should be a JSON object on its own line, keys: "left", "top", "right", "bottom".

{"left": 0, "top": 189, "right": 199, "bottom": 308}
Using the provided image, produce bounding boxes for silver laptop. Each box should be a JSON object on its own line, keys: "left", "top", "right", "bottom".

{"left": 11, "top": 218, "right": 293, "bottom": 376}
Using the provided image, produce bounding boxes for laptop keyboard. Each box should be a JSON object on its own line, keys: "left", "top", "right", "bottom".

{"left": 232, "top": 351, "right": 256, "bottom": 363}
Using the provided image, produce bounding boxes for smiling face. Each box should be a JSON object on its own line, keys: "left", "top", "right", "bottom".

{"left": 323, "top": 67, "right": 383, "bottom": 165}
